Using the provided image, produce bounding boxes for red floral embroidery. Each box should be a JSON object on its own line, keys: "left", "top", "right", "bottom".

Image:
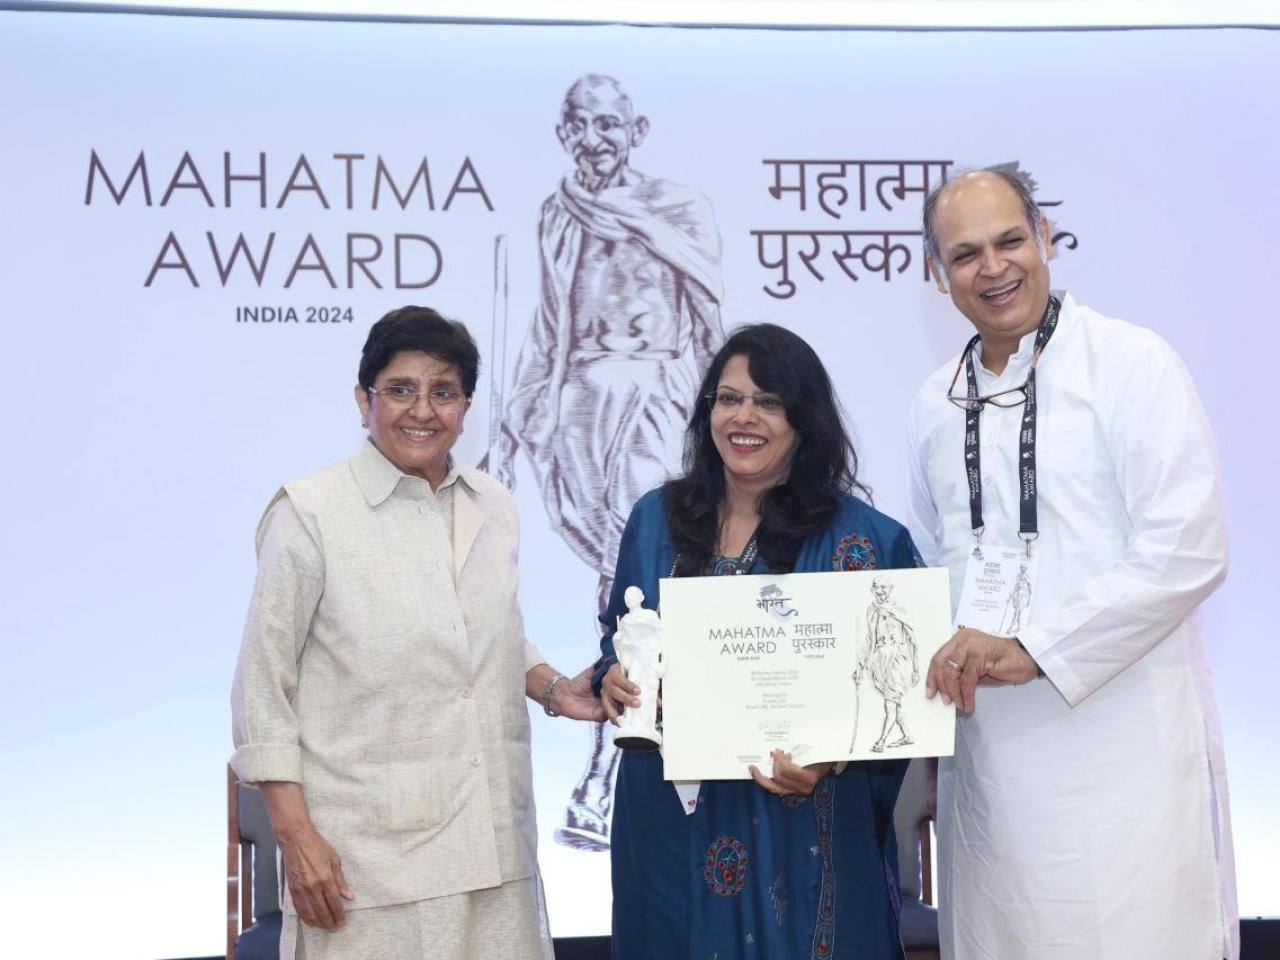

{"left": 703, "top": 836, "right": 749, "bottom": 896}
{"left": 832, "top": 532, "right": 877, "bottom": 571}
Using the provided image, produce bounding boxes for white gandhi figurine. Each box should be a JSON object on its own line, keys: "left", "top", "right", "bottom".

{"left": 612, "top": 586, "right": 665, "bottom": 751}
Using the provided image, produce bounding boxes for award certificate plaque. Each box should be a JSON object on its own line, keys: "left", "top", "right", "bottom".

{"left": 659, "top": 567, "right": 954, "bottom": 780}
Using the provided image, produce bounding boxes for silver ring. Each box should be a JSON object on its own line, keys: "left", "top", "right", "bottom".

{"left": 945, "top": 657, "right": 963, "bottom": 671}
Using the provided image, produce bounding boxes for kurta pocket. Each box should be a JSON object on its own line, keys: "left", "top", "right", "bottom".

{"left": 366, "top": 739, "right": 455, "bottom": 839}
{"left": 1045, "top": 426, "right": 1120, "bottom": 508}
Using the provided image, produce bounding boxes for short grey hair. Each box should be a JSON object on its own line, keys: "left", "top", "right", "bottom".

{"left": 922, "top": 166, "right": 1043, "bottom": 269}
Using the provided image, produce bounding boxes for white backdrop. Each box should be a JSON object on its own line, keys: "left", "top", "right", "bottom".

{"left": 0, "top": 12, "right": 1276, "bottom": 958}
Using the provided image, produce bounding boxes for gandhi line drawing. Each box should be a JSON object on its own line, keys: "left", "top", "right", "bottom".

{"left": 1000, "top": 563, "right": 1033, "bottom": 636}
{"left": 496, "top": 74, "right": 725, "bottom": 850}
{"left": 853, "top": 577, "right": 920, "bottom": 754}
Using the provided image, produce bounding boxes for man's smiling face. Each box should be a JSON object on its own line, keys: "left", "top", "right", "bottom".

{"left": 930, "top": 172, "right": 1053, "bottom": 353}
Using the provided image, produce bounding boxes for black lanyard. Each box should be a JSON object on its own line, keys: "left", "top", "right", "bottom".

{"left": 962, "top": 295, "right": 1060, "bottom": 546}
{"left": 670, "top": 535, "right": 761, "bottom": 577}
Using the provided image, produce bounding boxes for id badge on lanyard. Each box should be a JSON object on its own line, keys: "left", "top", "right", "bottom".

{"left": 956, "top": 545, "right": 1040, "bottom": 636}
{"left": 953, "top": 297, "right": 1059, "bottom": 635}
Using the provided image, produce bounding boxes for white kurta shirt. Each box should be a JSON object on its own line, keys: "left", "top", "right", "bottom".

{"left": 906, "top": 292, "right": 1237, "bottom": 960}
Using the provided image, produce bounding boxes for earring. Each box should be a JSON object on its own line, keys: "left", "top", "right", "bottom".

{"left": 361, "top": 419, "right": 368, "bottom": 428}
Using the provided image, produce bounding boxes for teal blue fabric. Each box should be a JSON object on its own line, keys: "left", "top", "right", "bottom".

{"left": 596, "top": 487, "right": 922, "bottom": 960}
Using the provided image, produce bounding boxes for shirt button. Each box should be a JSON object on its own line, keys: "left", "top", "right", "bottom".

{"left": 461, "top": 687, "right": 474, "bottom": 699}
{"left": 469, "top": 754, "right": 483, "bottom": 767}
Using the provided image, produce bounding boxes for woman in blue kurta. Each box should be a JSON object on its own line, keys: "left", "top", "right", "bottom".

{"left": 595, "top": 324, "right": 921, "bottom": 960}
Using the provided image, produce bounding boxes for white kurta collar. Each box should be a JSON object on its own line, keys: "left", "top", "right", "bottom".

{"left": 972, "top": 289, "right": 1075, "bottom": 383}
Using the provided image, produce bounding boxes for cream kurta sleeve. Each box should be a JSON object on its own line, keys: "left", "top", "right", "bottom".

{"left": 1019, "top": 338, "right": 1229, "bottom": 707}
{"left": 524, "top": 642, "right": 547, "bottom": 672}
{"left": 230, "top": 494, "right": 323, "bottom": 784}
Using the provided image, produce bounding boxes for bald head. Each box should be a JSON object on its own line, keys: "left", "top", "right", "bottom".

{"left": 922, "top": 169, "right": 1043, "bottom": 268}
{"left": 562, "top": 74, "right": 633, "bottom": 122}
{"left": 922, "top": 168, "right": 1055, "bottom": 365}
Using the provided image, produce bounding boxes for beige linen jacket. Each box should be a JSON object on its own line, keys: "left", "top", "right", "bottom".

{"left": 231, "top": 441, "right": 539, "bottom": 912}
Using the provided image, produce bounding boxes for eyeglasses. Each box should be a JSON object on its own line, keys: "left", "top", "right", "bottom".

{"left": 564, "top": 115, "right": 632, "bottom": 137}
{"left": 367, "top": 385, "right": 467, "bottom": 409}
{"left": 704, "top": 390, "right": 787, "bottom": 415}
{"left": 945, "top": 338, "right": 1046, "bottom": 411}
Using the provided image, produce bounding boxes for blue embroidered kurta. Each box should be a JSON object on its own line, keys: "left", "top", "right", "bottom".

{"left": 594, "top": 487, "right": 921, "bottom": 960}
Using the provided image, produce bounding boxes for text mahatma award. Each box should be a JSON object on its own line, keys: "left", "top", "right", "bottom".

{"left": 658, "top": 568, "right": 955, "bottom": 781}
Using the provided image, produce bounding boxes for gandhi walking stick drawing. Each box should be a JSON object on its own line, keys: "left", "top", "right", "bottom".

{"left": 482, "top": 234, "right": 509, "bottom": 473}
{"left": 496, "top": 74, "right": 725, "bottom": 850}
{"left": 847, "top": 659, "right": 862, "bottom": 756}
{"left": 857, "top": 578, "right": 920, "bottom": 753}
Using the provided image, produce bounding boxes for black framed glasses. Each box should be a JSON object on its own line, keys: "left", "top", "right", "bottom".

{"left": 945, "top": 338, "right": 1046, "bottom": 411}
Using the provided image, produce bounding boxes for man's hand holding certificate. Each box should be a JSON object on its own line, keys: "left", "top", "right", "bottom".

{"left": 659, "top": 568, "right": 954, "bottom": 780}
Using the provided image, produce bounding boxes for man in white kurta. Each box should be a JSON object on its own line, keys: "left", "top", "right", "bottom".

{"left": 907, "top": 170, "right": 1237, "bottom": 959}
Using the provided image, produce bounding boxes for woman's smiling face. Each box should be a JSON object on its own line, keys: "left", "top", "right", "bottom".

{"left": 710, "top": 354, "right": 798, "bottom": 489}
{"left": 355, "top": 350, "right": 468, "bottom": 486}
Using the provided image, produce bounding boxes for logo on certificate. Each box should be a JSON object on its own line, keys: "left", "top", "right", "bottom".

{"left": 756, "top": 583, "right": 799, "bottom": 621}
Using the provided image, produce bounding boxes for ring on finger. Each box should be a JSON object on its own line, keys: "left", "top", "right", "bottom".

{"left": 945, "top": 657, "right": 963, "bottom": 671}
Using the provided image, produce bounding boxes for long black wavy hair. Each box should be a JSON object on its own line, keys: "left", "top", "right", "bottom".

{"left": 666, "top": 323, "right": 869, "bottom": 576}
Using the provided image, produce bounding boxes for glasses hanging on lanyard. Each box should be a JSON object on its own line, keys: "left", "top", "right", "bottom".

{"left": 951, "top": 296, "right": 1061, "bottom": 560}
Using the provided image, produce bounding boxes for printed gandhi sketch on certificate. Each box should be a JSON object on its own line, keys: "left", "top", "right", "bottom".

{"left": 494, "top": 74, "right": 725, "bottom": 850}
{"left": 851, "top": 576, "right": 920, "bottom": 754}
{"left": 845, "top": 568, "right": 954, "bottom": 762}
